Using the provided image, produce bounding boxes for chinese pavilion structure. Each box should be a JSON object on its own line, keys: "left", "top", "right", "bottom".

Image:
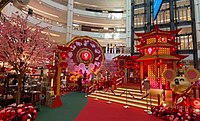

{"left": 135, "top": 25, "right": 187, "bottom": 89}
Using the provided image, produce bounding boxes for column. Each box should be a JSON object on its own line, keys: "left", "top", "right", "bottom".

{"left": 66, "top": 0, "right": 74, "bottom": 42}
{"left": 190, "top": 0, "right": 199, "bottom": 69}
{"left": 195, "top": 0, "right": 200, "bottom": 64}
{"left": 126, "top": 0, "right": 132, "bottom": 52}
{"left": 1, "top": 2, "right": 13, "bottom": 17}
{"left": 169, "top": 0, "right": 175, "bottom": 30}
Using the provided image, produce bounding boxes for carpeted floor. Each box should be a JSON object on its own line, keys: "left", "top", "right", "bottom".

{"left": 36, "top": 92, "right": 163, "bottom": 121}
{"left": 35, "top": 92, "right": 88, "bottom": 121}
{"left": 75, "top": 98, "right": 164, "bottom": 121}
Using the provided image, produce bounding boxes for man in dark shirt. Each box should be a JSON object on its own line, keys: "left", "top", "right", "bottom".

{"left": 77, "top": 76, "right": 82, "bottom": 92}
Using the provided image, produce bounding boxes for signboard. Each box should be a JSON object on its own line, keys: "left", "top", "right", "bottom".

{"left": 153, "top": 0, "right": 163, "bottom": 20}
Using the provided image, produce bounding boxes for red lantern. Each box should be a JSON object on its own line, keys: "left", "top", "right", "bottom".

{"left": 161, "top": 37, "right": 165, "bottom": 42}
{"left": 81, "top": 51, "right": 91, "bottom": 61}
{"left": 139, "top": 50, "right": 143, "bottom": 54}
{"left": 139, "top": 38, "right": 144, "bottom": 43}
{"left": 59, "top": 62, "right": 68, "bottom": 68}
{"left": 60, "top": 51, "right": 68, "bottom": 60}
{"left": 155, "top": 35, "right": 160, "bottom": 39}
{"left": 135, "top": 64, "right": 139, "bottom": 68}
{"left": 157, "top": 62, "right": 162, "bottom": 67}
{"left": 170, "top": 36, "right": 175, "bottom": 41}
{"left": 32, "top": 69, "right": 37, "bottom": 74}
{"left": 171, "top": 47, "right": 176, "bottom": 52}
{"left": 47, "top": 64, "right": 53, "bottom": 70}
{"left": 178, "top": 63, "right": 184, "bottom": 68}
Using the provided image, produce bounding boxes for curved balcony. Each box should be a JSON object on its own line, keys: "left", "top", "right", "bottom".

{"left": 40, "top": 0, "right": 126, "bottom": 20}
{"left": 2, "top": 3, "right": 126, "bottom": 42}
{"left": 72, "top": 30, "right": 126, "bottom": 39}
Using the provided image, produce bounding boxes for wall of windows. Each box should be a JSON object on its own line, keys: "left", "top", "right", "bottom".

{"left": 133, "top": 0, "right": 198, "bottom": 67}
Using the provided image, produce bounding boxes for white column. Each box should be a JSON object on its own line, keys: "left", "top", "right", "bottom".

{"left": 126, "top": 0, "right": 132, "bottom": 51}
{"left": 1, "top": 2, "right": 13, "bottom": 17}
{"left": 66, "top": 0, "right": 74, "bottom": 42}
{"left": 195, "top": 0, "right": 200, "bottom": 58}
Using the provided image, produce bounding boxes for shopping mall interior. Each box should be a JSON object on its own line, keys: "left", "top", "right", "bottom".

{"left": 0, "top": 0, "right": 200, "bottom": 121}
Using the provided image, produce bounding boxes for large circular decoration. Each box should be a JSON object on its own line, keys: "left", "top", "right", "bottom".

{"left": 67, "top": 36, "right": 104, "bottom": 73}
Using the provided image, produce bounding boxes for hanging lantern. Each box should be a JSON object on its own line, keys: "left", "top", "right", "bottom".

{"left": 32, "top": 69, "right": 37, "bottom": 74}
{"left": 139, "top": 38, "right": 144, "bottom": 43}
{"left": 171, "top": 47, "right": 176, "bottom": 52}
{"left": 161, "top": 37, "right": 165, "bottom": 42}
{"left": 155, "top": 35, "right": 160, "bottom": 40}
{"left": 60, "top": 51, "right": 68, "bottom": 60}
{"left": 46, "top": 64, "right": 53, "bottom": 70}
{"left": 170, "top": 36, "right": 175, "bottom": 41}
{"left": 135, "top": 64, "right": 139, "bottom": 68}
{"left": 157, "top": 62, "right": 162, "bottom": 67}
{"left": 59, "top": 62, "right": 68, "bottom": 68}
{"left": 178, "top": 63, "right": 184, "bottom": 68}
{"left": 139, "top": 50, "right": 144, "bottom": 54}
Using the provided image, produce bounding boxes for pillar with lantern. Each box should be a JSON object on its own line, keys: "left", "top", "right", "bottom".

{"left": 49, "top": 45, "right": 69, "bottom": 108}
{"left": 135, "top": 25, "right": 187, "bottom": 90}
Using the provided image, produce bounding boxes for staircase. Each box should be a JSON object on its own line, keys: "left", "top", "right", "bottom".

{"left": 88, "top": 87, "right": 159, "bottom": 109}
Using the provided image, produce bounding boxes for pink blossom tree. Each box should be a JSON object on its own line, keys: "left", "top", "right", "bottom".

{"left": 0, "top": 14, "right": 57, "bottom": 104}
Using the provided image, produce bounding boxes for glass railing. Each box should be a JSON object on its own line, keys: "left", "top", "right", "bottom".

{"left": 21, "top": 8, "right": 67, "bottom": 28}
{"left": 52, "top": 0, "right": 125, "bottom": 13}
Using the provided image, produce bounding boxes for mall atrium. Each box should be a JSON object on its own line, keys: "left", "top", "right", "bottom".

{"left": 0, "top": 0, "right": 200, "bottom": 121}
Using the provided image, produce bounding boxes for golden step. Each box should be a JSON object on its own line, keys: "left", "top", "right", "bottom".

{"left": 95, "top": 91, "right": 158, "bottom": 102}
{"left": 89, "top": 92, "right": 157, "bottom": 106}
{"left": 88, "top": 95, "right": 152, "bottom": 110}
{"left": 117, "top": 87, "right": 146, "bottom": 93}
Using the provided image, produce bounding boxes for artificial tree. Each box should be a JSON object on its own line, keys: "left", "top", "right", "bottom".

{"left": 0, "top": 14, "right": 57, "bottom": 105}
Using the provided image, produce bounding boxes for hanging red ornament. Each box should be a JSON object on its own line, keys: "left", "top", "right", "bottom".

{"left": 46, "top": 64, "right": 53, "bottom": 70}
{"left": 155, "top": 35, "right": 160, "bottom": 39}
{"left": 60, "top": 51, "right": 68, "bottom": 60}
{"left": 171, "top": 47, "right": 176, "bottom": 52}
{"left": 157, "top": 62, "right": 162, "bottom": 67}
{"left": 59, "top": 62, "right": 68, "bottom": 68}
{"left": 32, "top": 69, "right": 37, "bottom": 74}
{"left": 178, "top": 63, "right": 184, "bottom": 68}
{"left": 170, "top": 36, "right": 175, "bottom": 41}
{"left": 135, "top": 64, "right": 139, "bottom": 68}
{"left": 139, "top": 50, "right": 143, "bottom": 54}
{"left": 161, "top": 37, "right": 165, "bottom": 42}
{"left": 139, "top": 38, "right": 144, "bottom": 42}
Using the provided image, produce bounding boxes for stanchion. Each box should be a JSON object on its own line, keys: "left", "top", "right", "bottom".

{"left": 124, "top": 88, "right": 129, "bottom": 108}
{"left": 94, "top": 90, "right": 98, "bottom": 101}
{"left": 84, "top": 84, "right": 88, "bottom": 98}
{"left": 104, "top": 86, "right": 115, "bottom": 104}
{"left": 118, "top": 88, "right": 135, "bottom": 109}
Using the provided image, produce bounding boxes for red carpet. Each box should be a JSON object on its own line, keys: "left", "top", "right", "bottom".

{"left": 75, "top": 98, "right": 163, "bottom": 121}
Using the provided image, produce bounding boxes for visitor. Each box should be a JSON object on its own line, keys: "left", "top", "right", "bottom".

{"left": 83, "top": 71, "right": 87, "bottom": 82}
{"left": 77, "top": 76, "right": 82, "bottom": 92}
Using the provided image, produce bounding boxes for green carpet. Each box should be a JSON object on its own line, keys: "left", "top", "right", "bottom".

{"left": 35, "top": 92, "right": 88, "bottom": 121}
